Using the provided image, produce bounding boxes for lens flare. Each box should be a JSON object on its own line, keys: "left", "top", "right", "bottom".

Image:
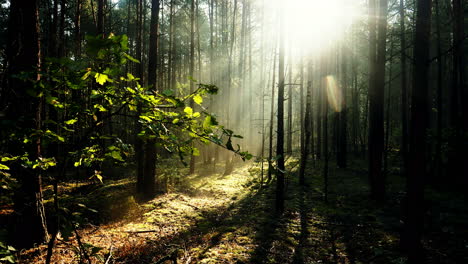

{"left": 325, "top": 75, "right": 343, "bottom": 112}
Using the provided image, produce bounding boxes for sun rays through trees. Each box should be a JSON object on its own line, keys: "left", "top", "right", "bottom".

{"left": 0, "top": 0, "right": 467, "bottom": 263}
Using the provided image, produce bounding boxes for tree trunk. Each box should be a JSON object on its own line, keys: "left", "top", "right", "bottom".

{"left": 434, "top": 0, "right": 443, "bottom": 182}
{"left": 337, "top": 42, "right": 348, "bottom": 168}
{"left": 275, "top": 1, "right": 285, "bottom": 214}
{"left": 399, "top": 0, "right": 409, "bottom": 178}
{"left": 287, "top": 45, "right": 293, "bottom": 154}
{"left": 6, "top": 0, "right": 49, "bottom": 248}
{"left": 401, "top": 0, "right": 432, "bottom": 261}
{"left": 135, "top": 0, "right": 145, "bottom": 194}
{"left": 321, "top": 57, "right": 329, "bottom": 203}
{"left": 299, "top": 62, "right": 311, "bottom": 185}
{"left": 268, "top": 43, "right": 278, "bottom": 182}
{"left": 447, "top": 0, "right": 467, "bottom": 187}
{"left": 189, "top": 0, "right": 196, "bottom": 174}
{"left": 368, "top": 0, "right": 387, "bottom": 201}
{"left": 141, "top": 0, "right": 160, "bottom": 199}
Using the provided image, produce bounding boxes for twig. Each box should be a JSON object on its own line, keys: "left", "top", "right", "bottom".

{"left": 73, "top": 225, "right": 92, "bottom": 264}
{"left": 124, "top": 230, "right": 159, "bottom": 233}
{"left": 104, "top": 245, "right": 113, "bottom": 264}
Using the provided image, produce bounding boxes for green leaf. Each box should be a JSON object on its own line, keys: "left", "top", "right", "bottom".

{"left": 240, "top": 152, "right": 253, "bottom": 161}
{"left": 140, "top": 115, "right": 152, "bottom": 122}
{"left": 81, "top": 69, "right": 92, "bottom": 80}
{"left": 123, "top": 53, "right": 140, "bottom": 63}
{"left": 110, "top": 151, "right": 124, "bottom": 162}
{"left": 94, "top": 104, "right": 107, "bottom": 112}
{"left": 192, "top": 148, "right": 200, "bottom": 156}
{"left": 203, "top": 116, "right": 213, "bottom": 129}
{"left": 172, "top": 118, "right": 180, "bottom": 124}
{"left": 46, "top": 160, "right": 57, "bottom": 167}
{"left": 0, "top": 164, "right": 10, "bottom": 170}
{"left": 0, "top": 255, "right": 15, "bottom": 263}
{"left": 162, "top": 89, "right": 174, "bottom": 96}
{"left": 64, "top": 118, "right": 78, "bottom": 125}
{"left": 226, "top": 138, "right": 234, "bottom": 151}
{"left": 95, "top": 73, "right": 109, "bottom": 85}
{"left": 1, "top": 157, "right": 17, "bottom": 162}
{"left": 95, "top": 174, "right": 103, "bottom": 183}
{"left": 45, "top": 129, "right": 65, "bottom": 142}
{"left": 193, "top": 94, "right": 203, "bottom": 105}
{"left": 127, "top": 73, "right": 135, "bottom": 80}
{"left": 184, "top": 107, "right": 193, "bottom": 116}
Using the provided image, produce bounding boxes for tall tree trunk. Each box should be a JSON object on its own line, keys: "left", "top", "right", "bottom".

{"left": 401, "top": 0, "right": 432, "bottom": 262}
{"left": 97, "top": 0, "right": 105, "bottom": 36}
{"left": 223, "top": 0, "right": 238, "bottom": 175}
{"left": 316, "top": 60, "right": 323, "bottom": 159}
{"left": 368, "top": 0, "right": 388, "bottom": 201}
{"left": 189, "top": 0, "right": 196, "bottom": 174}
{"left": 275, "top": 1, "right": 285, "bottom": 214}
{"left": 168, "top": 0, "right": 175, "bottom": 90}
{"left": 6, "top": 0, "right": 49, "bottom": 248}
{"left": 135, "top": 0, "right": 145, "bottom": 194}
{"left": 337, "top": 42, "right": 348, "bottom": 168}
{"left": 141, "top": 0, "right": 160, "bottom": 199}
{"left": 309, "top": 60, "right": 315, "bottom": 165}
{"left": 448, "top": 0, "right": 467, "bottom": 187}
{"left": 399, "top": 0, "right": 409, "bottom": 177}
{"left": 434, "top": 0, "right": 443, "bottom": 181}
{"left": 268, "top": 44, "right": 278, "bottom": 182}
{"left": 384, "top": 36, "right": 395, "bottom": 177}
{"left": 74, "top": 0, "right": 82, "bottom": 56}
{"left": 287, "top": 45, "right": 293, "bottom": 154}
{"left": 299, "top": 62, "right": 311, "bottom": 185}
{"left": 322, "top": 58, "right": 329, "bottom": 203}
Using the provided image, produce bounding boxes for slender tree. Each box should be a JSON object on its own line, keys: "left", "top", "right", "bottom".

{"left": 399, "top": 0, "right": 409, "bottom": 177}
{"left": 368, "top": 0, "right": 388, "bottom": 201}
{"left": 268, "top": 43, "right": 278, "bottom": 182}
{"left": 189, "top": 0, "right": 196, "bottom": 174}
{"left": 275, "top": 0, "right": 285, "bottom": 213}
{"left": 337, "top": 42, "right": 348, "bottom": 168}
{"left": 299, "top": 65, "right": 312, "bottom": 185}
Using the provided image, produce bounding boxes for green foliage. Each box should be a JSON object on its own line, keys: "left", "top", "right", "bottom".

{"left": 0, "top": 33, "right": 250, "bottom": 191}
{"left": 0, "top": 242, "right": 16, "bottom": 263}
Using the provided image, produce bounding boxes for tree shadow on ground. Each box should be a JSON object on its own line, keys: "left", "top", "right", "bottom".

{"left": 113, "top": 164, "right": 275, "bottom": 263}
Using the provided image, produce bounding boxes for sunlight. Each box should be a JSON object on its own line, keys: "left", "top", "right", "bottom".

{"left": 325, "top": 75, "right": 343, "bottom": 112}
{"left": 282, "top": 0, "right": 362, "bottom": 55}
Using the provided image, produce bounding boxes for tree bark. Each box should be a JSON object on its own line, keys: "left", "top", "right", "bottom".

{"left": 368, "top": 0, "right": 388, "bottom": 201}
{"left": 141, "top": 0, "right": 160, "bottom": 199}
{"left": 401, "top": 0, "right": 432, "bottom": 261}
{"left": 6, "top": 0, "right": 49, "bottom": 248}
{"left": 399, "top": 0, "right": 409, "bottom": 178}
{"left": 275, "top": 1, "right": 285, "bottom": 214}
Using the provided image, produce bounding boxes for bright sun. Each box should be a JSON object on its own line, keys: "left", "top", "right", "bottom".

{"left": 281, "top": 0, "right": 362, "bottom": 55}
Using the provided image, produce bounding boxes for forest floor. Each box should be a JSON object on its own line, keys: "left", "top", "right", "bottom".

{"left": 15, "top": 156, "right": 468, "bottom": 264}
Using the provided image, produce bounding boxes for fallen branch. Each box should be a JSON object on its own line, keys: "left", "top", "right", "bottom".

{"left": 104, "top": 245, "right": 113, "bottom": 264}
{"left": 124, "top": 230, "right": 159, "bottom": 233}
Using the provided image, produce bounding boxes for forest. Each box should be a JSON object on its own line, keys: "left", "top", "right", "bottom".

{"left": 0, "top": 0, "right": 467, "bottom": 263}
